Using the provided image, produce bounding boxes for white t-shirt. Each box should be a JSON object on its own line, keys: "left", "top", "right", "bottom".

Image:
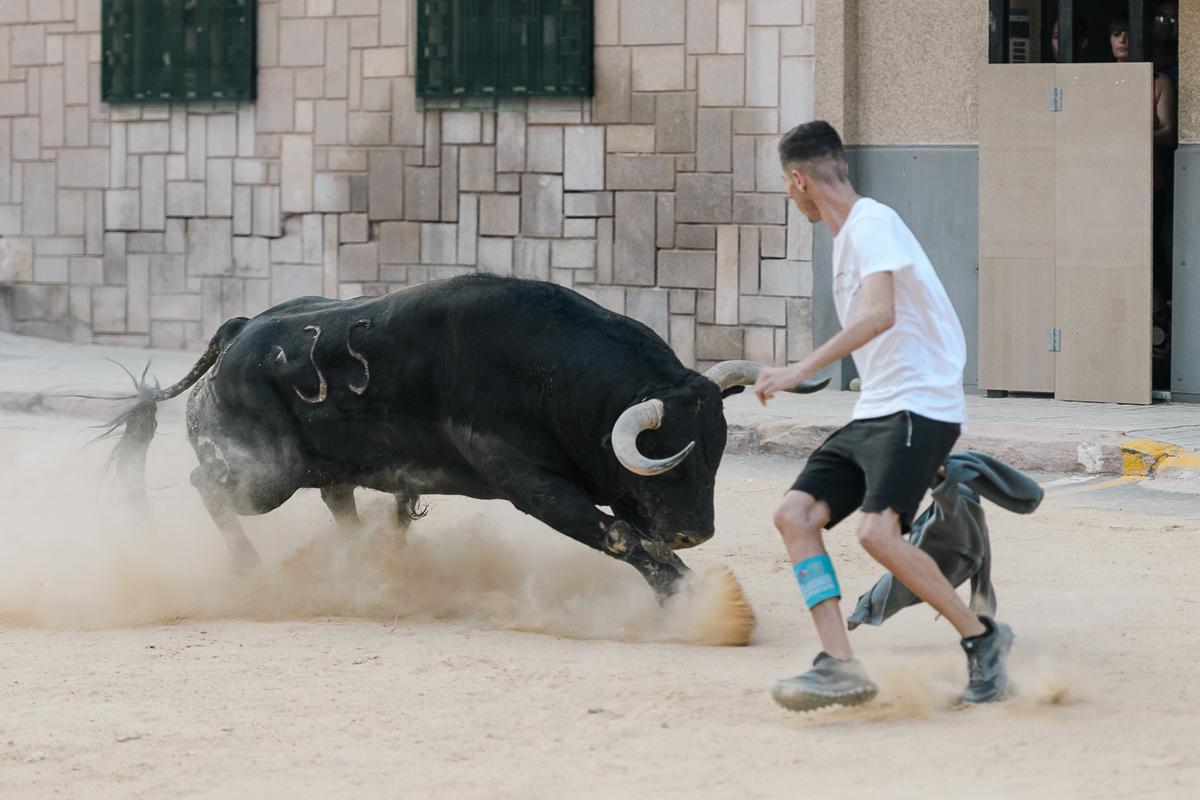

{"left": 831, "top": 198, "right": 967, "bottom": 424}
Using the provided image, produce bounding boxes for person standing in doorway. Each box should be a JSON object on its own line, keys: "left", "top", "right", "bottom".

{"left": 1110, "top": 13, "right": 1132, "bottom": 62}
{"left": 1153, "top": 1, "right": 1179, "bottom": 83}
{"left": 1049, "top": 14, "right": 1088, "bottom": 62}
{"left": 1151, "top": 2, "right": 1179, "bottom": 385}
{"left": 754, "top": 121, "right": 1014, "bottom": 712}
{"left": 1111, "top": 9, "right": 1179, "bottom": 386}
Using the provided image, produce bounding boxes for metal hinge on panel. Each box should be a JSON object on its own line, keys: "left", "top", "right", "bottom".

{"left": 1049, "top": 87, "right": 1062, "bottom": 112}
{"left": 1049, "top": 328, "right": 1062, "bottom": 352}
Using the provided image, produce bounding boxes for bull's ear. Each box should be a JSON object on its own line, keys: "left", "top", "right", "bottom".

{"left": 720, "top": 386, "right": 746, "bottom": 399}
{"left": 600, "top": 432, "right": 612, "bottom": 450}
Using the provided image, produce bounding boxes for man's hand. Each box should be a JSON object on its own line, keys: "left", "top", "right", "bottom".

{"left": 755, "top": 272, "right": 895, "bottom": 406}
{"left": 754, "top": 363, "right": 813, "bottom": 406}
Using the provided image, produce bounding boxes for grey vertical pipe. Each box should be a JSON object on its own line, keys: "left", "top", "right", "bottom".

{"left": 1130, "top": 0, "right": 1146, "bottom": 62}
{"left": 1058, "top": 0, "right": 1074, "bottom": 62}
{"left": 1042, "top": 0, "right": 1055, "bottom": 61}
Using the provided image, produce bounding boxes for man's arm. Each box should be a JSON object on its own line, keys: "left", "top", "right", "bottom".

{"left": 754, "top": 271, "right": 896, "bottom": 404}
{"left": 1154, "top": 73, "right": 1178, "bottom": 148}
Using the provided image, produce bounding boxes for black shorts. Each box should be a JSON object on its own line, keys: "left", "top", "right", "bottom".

{"left": 790, "top": 411, "right": 961, "bottom": 533}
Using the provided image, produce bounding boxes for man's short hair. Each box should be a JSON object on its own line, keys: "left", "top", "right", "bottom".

{"left": 778, "top": 121, "right": 848, "bottom": 182}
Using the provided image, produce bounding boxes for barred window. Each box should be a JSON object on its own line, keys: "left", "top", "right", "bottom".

{"left": 417, "top": 0, "right": 593, "bottom": 99}
{"left": 102, "top": 0, "right": 257, "bottom": 103}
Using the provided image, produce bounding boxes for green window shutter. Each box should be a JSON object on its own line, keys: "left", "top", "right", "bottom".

{"left": 102, "top": 0, "right": 257, "bottom": 104}
{"left": 417, "top": 0, "right": 593, "bottom": 99}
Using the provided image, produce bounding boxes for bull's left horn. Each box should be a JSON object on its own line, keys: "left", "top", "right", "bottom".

{"left": 611, "top": 399, "right": 696, "bottom": 477}
{"left": 704, "top": 360, "right": 830, "bottom": 394}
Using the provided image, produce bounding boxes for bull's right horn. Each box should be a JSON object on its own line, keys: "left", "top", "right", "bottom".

{"left": 704, "top": 360, "right": 830, "bottom": 394}
{"left": 611, "top": 399, "right": 696, "bottom": 477}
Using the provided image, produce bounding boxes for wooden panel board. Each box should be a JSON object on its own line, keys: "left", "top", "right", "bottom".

{"left": 978, "top": 64, "right": 1056, "bottom": 392}
{"left": 979, "top": 257, "right": 1056, "bottom": 392}
{"left": 1054, "top": 63, "right": 1153, "bottom": 405}
{"left": 979, "top": 64, "right": 1056, "bottom": 261}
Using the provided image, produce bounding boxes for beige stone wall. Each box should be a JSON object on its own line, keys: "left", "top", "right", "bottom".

{"left": 1180, "top": 0, "right": 1199, "bottom": 143}
{"left": 816, "top": 0, "right": 987, "bottom": 146}
{"left": 822, "top": 1, "right": 1198, "bottom": 147}
{"left": 855, "top": 0, "right": 988, "bottom": 144}
{"left": 813, "top": 0, "right": 858, "bottom": 140}
{"left": 0, "top": 0, "right": 819, "bottom": 369}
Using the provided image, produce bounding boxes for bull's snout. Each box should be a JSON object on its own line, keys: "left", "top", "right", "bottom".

{"left": 669, "top": 530, "right": 714, "bottom": 550}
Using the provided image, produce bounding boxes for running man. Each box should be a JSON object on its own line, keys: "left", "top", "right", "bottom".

{"left": 754, "top": 121, "right": 1013, "bottom": 711}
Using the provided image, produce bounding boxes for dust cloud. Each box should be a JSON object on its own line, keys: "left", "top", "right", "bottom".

{"left": 0, "top": 412, "right": 751, "bottom": 644}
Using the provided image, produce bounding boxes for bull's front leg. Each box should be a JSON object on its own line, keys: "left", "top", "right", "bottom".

{"left": 600, "top": 517, "right": 690, "bottom": 600}
{"left": 500, "top": 476, "right": 689, "bottom": 600}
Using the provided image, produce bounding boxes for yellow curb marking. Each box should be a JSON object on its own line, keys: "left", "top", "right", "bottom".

{"left": 1121, "top": 438, "right": 1200, "bottom": 477}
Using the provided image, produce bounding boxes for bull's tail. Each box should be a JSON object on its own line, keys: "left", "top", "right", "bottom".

{"left": 98, "top": 317, "right": 248, "bottom": 511}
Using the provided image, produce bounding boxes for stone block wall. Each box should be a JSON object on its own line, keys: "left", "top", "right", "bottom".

{"left": 0, "top": 0, "right": 816, "bottom": 368}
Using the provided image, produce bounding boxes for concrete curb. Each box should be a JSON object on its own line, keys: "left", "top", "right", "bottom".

{"left": 727, "top": 416, "right": 1134, "bottom": 476}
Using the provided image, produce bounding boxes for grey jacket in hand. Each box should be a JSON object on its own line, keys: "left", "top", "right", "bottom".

{"left": 846, "top": 451, "right": 1044, "bottom": 630}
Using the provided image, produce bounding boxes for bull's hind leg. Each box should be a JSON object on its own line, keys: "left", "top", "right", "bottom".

{"left": 191, "top": 467, "right": 262, "bottom": 573}
{"left": 320, "top": 484, "right": 361, "bottom": 534}
{"left": 393, "top": 488, "right": 426, "bottom": 539}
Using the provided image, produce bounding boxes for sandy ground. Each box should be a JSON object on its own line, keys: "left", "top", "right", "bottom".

{"left": 1, "top": 407, "right": 1199, "bottom": 799}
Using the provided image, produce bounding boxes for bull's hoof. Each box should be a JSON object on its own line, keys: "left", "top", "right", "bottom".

{"left": 231, "top": 546, "right": 262, "bottom": 576}
{"left": 650, "top": 570, "right": 687, "bottom": 604}
{"left": 688, "top": 566, "right": 757, "bottom": 647}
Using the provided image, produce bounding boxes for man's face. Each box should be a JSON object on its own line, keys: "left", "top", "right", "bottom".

{"left": 784, "top": 168, "right": 821, "bottom": 222}
{"left": 1154, "top": 2, "right": 1178, "bottom": 44}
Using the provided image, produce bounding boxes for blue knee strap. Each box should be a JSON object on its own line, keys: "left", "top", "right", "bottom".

{"left": 794, "top": 555, "right": 841, "bottom": 609}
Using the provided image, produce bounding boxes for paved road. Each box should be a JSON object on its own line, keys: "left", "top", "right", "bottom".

{"left": 2, "top": 409, "right": 1198, "bottom": 798}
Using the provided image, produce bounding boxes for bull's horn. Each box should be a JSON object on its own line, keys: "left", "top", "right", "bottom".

{"left": 703, "top": 360, "right": 830, "bottom": 394}
{"left": 611, "top": 399, "right": 696, "bottom": 477}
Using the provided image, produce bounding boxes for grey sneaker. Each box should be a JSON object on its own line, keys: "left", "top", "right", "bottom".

{"left": 771, "top": 652, "right": 879, "bottom": 712}
{"left": 961, "top": 616, "right": 1014, "bottom": 703}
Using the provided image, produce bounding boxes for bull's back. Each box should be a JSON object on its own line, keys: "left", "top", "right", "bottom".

{"left": 200, "top": 277, "right": 685, "bottom": 481}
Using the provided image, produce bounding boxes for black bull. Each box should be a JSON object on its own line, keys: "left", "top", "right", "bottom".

{"left": 107, "top": 275, "right": 827, "bottom": 599}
